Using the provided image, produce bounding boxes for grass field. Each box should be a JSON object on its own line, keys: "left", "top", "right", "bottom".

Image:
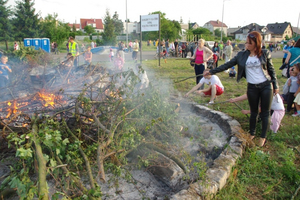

{"left": 140, "top": 57, "right": 300, "bottom": 200}
{"left": 1, "top": 40, "right": 299, "bottom": 199}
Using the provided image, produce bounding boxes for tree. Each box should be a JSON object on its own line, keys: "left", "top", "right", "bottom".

{"left": 12, "top": 0, "right": 40, "bottom": 41}
{"left": 102, "top": 9, "right": 116, "bottom": 45}
{"left": 0, "top": 0, "right": 13, "bottom": 50}
{"left": 192, "top": 27, "right": 211, "bottom": 35}
{"left": 84, "top": 25, "right": 95, "bottom": 35}
{"left": 112, "top": 11, "right": 124, "bottom": 35}
{"left": 39, "top": 13, "right": 70, "bottom": 46}
{"left": 72, "top": 24, "right": 77, "bottom": 32}
{"left": 214, "top": 28, "right": 225, "bottom": 38}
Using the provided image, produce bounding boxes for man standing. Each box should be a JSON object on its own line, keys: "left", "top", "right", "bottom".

{"left": 174, "top": 39, "right": 178, "bottom": 57}
{"left": 224, "top": 40, "right": 233, "bottom": 62}
{"left": 91, "top": 40, "right": 95, "bottom": 49}
{"left": 68, "top": 37, "right": 79, "bottom": 67}
{"left": 118, "top": 41, "right": 125, "bottom": 62}
{"left": 53, "top": 42, "right": 58, "bottom": 54}
{"left": 219, "top": 41, "right": 224, "bottom": 60}
{"left": 132, "top": 39, "right": 139, "bottom": 63}
{"left": 165, "top": 39, "right": 169, "bottom": 57}
{"left": 224, "top": 40, "right": 233, "bottom": 73}
{"left": 181, "top": 42, "right": 186, "bottom": 58}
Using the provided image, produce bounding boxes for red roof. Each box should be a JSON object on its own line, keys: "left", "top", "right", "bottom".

{"left": 208, "top": 20, "right": 227, "bottom": 28}
{"left": 80, "top": 18, "right": 104, "bottom": 30}
{"left": 68, "top": 23, "right": 80, "bottom": 29}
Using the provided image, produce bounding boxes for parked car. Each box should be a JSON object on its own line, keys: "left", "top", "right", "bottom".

{"left": 206, "top": 41, "right": 215, "bottom": 49}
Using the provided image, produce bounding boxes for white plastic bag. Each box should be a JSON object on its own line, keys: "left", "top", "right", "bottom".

{"left": 271, "top": 93, "right": 285, "bottom": 111}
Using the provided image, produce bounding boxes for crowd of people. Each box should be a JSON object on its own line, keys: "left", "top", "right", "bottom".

{"left": 183, "top": 32, "right": 300, "bottom": 148}
{"left": 1, "top": 32, "right": 299, "bottom": 149}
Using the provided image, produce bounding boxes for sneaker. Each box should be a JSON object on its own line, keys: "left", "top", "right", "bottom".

{"left": 292, "top": 113, "right": 300, "bottom": 117}
{"left": 208, "top": 101, "right": 214, "bottom": 104}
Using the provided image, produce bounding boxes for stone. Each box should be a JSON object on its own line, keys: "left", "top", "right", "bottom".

{"left": 148, "top": 152, "right": 185, "bottom": 190}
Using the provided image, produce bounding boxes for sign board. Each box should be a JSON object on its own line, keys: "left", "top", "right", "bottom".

{"left": 141, "top": 14, "right": 159, "bottom": 32}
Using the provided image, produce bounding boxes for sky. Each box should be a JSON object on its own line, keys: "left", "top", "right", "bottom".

{"left": 7, "top": 0, "right": 300, "bottom": 29}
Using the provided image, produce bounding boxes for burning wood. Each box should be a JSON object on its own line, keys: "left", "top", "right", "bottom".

{"left": 6, "top": 100, "right": 18, "bottom": 118}
{"left": 35, "top": 89, "right": 64, "bottom": 107}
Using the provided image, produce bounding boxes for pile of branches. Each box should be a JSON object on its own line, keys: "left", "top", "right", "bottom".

{"left": 0, "top": 63, "right": 185, "bottom": 199}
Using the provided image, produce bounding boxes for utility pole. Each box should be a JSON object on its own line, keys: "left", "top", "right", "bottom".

{"left": 126, "top": 0, "right": 128, "bottom": 47}
{"left": 220, "top": 0, "right": 225, "bottom": 42}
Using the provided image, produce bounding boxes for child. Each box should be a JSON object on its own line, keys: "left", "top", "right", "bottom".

{"left": 184, "top": 69, "right": 224, "bottom": 104}
{"left": 84, "top": 47, "right": 92, "bottom": 65}
{"left": 0, "top": 56, "right": 12, "bottom": 88}
{"left": 292, "top": 63, "right": 300, "bottom": 117}
{"left": 282, "top": 66, "right": 299, "bottom": 113}
{"left": 61, "top": 53, "right": 74, "bottom": 68}
{"left": 114, "top": 51, "right": 124, "bottom": 71}
{"left": 229, "top": 66, "right": 237, "bottom": 78}
{"left": 109, "top": 48, "right": 114, "bottom": 62}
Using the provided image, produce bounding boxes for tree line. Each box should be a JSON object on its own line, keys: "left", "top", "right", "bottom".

{"left": 0, "top": 0, "right": 226, "bottom": 51}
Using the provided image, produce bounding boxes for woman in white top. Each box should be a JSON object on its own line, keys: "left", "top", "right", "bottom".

{"left": 204, "top": 31, "right": 279, "bottom": 147}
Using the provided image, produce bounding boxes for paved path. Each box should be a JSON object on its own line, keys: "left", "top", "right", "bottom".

{"left": 52, "top": 49, "right": 284, "bottom": 65}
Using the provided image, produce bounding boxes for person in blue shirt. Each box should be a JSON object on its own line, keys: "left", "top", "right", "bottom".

{"left": 282, "top": 39, "right": 294, "bottom": 64}
{"left": 0, "top": 56, "right": 12, "bottom": 88}
{"left": 285, "top": 38, "right": 300, "bottom": 78}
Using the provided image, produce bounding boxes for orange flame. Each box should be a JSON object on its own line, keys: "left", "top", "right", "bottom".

{"left": 36, "top": 89, "right": 64, "bottom": 107}
{"left": 37, "top": 92, "right": 56, "bottom": 107}
{"left": 6, "top": 100, "right": 18, "bottom": 118}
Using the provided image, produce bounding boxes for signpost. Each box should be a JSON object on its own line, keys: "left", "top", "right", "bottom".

{"left": 140, "top": 14, "right": 160, "bottom": 65}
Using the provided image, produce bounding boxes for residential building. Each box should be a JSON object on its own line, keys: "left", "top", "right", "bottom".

{"left": 266, "top": 22, "right": 293, "bottom": 42}
{"left": 203, "top": 20, "right": 228, "bottom": 36}
{"left": 80, "top": 18, "right": 104, "bottom": 33}
{"left": 232, "top": 23, "right": 270, "bottom": 41}
{"left": 68, "top": 23, "right": 80, "bottom": 31}
{"left": 189, "top": 22, "right": 200, "bottom": 29}
{"left": 227, "top": 27, "right": 241, "bottom": 37}
{"left": 122, "top": 22, "right": 140, "bottom": 34}
{"left": 292, "top": 26, "right": 300, "bottom": 36}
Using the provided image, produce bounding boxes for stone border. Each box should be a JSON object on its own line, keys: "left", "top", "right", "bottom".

{"left": 171, "top": 103, "right": 245, "bottom": 200}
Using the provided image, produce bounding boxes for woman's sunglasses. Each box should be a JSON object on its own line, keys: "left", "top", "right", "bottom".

{"left": 248, "top": 34, "right": 257, "bottom": 41}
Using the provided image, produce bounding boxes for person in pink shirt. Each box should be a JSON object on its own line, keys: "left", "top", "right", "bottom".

{"left": 114, "top": 51, "right": 124, "bottom": 71}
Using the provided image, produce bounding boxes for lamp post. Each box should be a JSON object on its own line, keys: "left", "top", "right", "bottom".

{"left": 220, "top": 0, "right": 228, "bottom": 43}
{"left": 126, "top": 0, "right": 128, "bottom": 47}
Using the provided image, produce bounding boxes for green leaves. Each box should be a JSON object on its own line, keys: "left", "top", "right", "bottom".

{"left": 16, "top": 147, "right": 32, "bottom": 159}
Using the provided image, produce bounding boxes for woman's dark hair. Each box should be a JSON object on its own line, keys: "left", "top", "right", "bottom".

{"left": 294, "top": 39, "right": 300, "bottom": 48}
{"left": 247, "top": 31, "right": 262, "bottom": 57}
{"left": 214, "top": 42, "right": 218, "bottom": 46}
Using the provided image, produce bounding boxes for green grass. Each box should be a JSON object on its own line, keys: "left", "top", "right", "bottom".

{"left": 141, "top": 57, "right": 300, "bottom": 200}
{"left": 1, "top": 40, "right": 299, "bottom": 199}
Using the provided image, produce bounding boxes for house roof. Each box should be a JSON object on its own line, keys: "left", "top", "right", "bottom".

{"left": 266, "top": 22, "right": 291, "bottom": 35}
{"left": 292, "top": 26, "right": 300, "bottom": 35}
{"left": 80, "top": 18, "right": 104, "bottom": 29}
{"left": 68, "top": 23, "right": 80, "bottom": 29}
{"left": 233, "top": 23, "right": 268, "bottom": 34}
{"left": 206, "top": 20, "right": 227, "bottom": 28}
